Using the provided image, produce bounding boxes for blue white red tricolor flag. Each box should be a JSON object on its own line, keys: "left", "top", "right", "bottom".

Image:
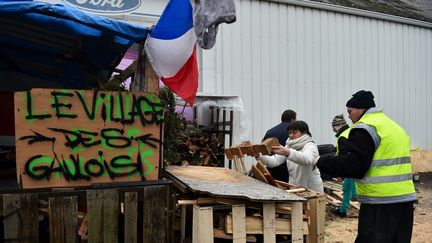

{"left": 145, "top": 0, "right": 198, "bottom": 105}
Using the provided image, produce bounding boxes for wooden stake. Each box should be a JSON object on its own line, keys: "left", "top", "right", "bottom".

{"left": 192, "top": 205, "right": 214, "bottom": 243}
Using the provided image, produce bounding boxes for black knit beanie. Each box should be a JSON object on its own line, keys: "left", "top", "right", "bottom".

{"left": 346, "top": 90, "right": 376, "bottom": 109}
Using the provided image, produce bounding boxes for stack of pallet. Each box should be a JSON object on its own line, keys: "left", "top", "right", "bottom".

{"left": 164, "top": 165, "right": 326, "bottom": 243}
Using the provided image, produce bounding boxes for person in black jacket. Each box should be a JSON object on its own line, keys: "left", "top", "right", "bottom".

{"left": 262, "top": 109, "right": 296, "bottom": 182}
{"left": 315, "top": 90, "right": 416, "bottom": 243}
{"left": 330, "top": 114, "right": 357, "bottom": 217}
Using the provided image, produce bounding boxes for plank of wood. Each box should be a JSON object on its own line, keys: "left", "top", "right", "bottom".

{"left": 3, "top": 193, "right": 39, "bottom": 243}
{"left": 144, "top": 53, "right": 160, "bottom": 93}
{"left": 263, "top": 202, "right": 276, "bottom": 243}
{"left": 323, "top": 181, "right": 343, "bottom": 191}
{"left": 103, "top": 190, "right": 118, "bottom": 243}
{"left": 286, "top": 188, "right": 307, "bottom": 193}
{"left": 324, "top": 194, "right": 341, "bottom": 206}
{"left": 78, "top": 214, "right": 88, "bottom": 239}
{"left": 87, "top": 190, "right": 103, "bottom": 243}
{"left": 251, "top": 162, "right": 268, "bottom": 183}
{"left": 291, "top": 202, "right": 303, "bottom": 243}
{"left": 143, "top": 185, "right": 168, "bottom": 242}
{"left": 225, "top": 215, "right": 309, "bottom": 235}
{"left": 239, "top": 144, "right": 256, "bottom": 157}
{"left": 305, "top": 195, "right": 325, "bottom": 243}
{"left": 181, "top": 205, "right": 187, "bottom": 243}
{"left": 165, "top": 166, "right": 306, "bottom": 202}
{"left": 332, "top": 191, "right": 360, "bottom": 210}
{"left": 124, "top": 192, "right": 138, "bottom": 243}
{"left": 49, "top": 196, "right": 78, "bottom": 243}
{"left": 192, "top": 205, "right": 214, "bottom": 243}
{"left": 232, "top": 205, "right": 246, "bottom": 243}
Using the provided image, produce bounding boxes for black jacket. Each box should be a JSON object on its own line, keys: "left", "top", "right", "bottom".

{"left": 263, "top": 122, "right": 289, "bottom": 146}
{"left": 317, "top": 128, "right": 375, "bottom": 179}
{"left": 263, "top": 122, "right": 290, "bottom": 182}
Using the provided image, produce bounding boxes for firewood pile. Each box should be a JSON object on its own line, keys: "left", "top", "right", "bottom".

{"left": 169, "top": 130, "right": 225, "bottom": 167}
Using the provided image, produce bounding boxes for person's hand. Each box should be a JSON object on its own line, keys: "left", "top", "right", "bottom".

{"left": 272, "top": 145, "right": 290, "bottom": 157}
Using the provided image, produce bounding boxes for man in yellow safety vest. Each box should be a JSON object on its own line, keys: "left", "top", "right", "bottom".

{"left": 316, "top": 90, "right": 416, "bottom": 242}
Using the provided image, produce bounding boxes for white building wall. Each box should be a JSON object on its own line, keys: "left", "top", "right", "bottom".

{"left": 201, "top": 0, "right": 432, "bottom": 149}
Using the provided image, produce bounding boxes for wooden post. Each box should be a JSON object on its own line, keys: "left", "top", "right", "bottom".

{"left": 180, "top": 205, "right": 187, "bottom": 243}
{"left": 232, "top": 204, "right": 246, "bottom": 243}
{"left": 262, "top": 202, "right": 276, "bottom": 243}
{"left": 143, "top": 185, "right": 168, "bottom": 243}
{"left": 124, "top": 192, "right": 138, "bottom": 243}
{"left": 192, "top": 205, "right": 213, "bottom": 243}
{"left": 87, "top": 190, "right": 103, "bottom": 243}
{"left": 144, "top": 53, "right": 160, "bottom": 94}
{"left": 49, "top": 196, "right": 78, "bottom": 243}
{"left": 306, "top": 194, "right": 326, "bottom": 243}
{"left": 3, "top": 194, "right": 39, "bottom": 243}
{"left": 103, "top": 190, "right": 119, "bottom": 243}
{"left": 130, "top": 43, "right": 160, "bottom": 94}
{"left": 291, "top": 202, "right": 304, "bottom": 243}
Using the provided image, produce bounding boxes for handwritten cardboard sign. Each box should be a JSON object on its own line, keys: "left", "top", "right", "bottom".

{"left": 14, "top": 89, "right": 163, "bottom": 189}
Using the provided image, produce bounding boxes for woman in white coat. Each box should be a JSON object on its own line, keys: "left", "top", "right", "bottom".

{"left": 258, "top": 120, "right": 324, "bottom": 192}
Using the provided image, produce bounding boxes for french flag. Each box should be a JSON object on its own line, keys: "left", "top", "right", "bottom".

{"left": 145, "top": 0, "right": 198, "bottom": 105}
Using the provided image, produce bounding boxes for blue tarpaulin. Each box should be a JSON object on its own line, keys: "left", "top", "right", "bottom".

{"left": 0, "top": 0, "right": 149, "bottom": 90}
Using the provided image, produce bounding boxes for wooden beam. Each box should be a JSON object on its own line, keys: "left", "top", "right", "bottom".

{"left": 263, "top": 202, "right": 276, "bottom": 243}
{"left": 305, "top": 194, "right": 325, "bottom": 243}
{"left": 144, "top": 53, "right": 160, "bottom": 94}
{"left": 192, "top": 205, "right": 214, "bottom": 243}
{"left": 49, "top": 196, "right": 78, "bottom": 243}
{"left": 124, "top": 192, "right": 138, "bottom": 243}
{"left": 291, "top": 202, "right": 303, "bottom": 243}
{"left": 103, "top": 190, "right": 119, "bottom": 243}
{"left": 232, "top": 205, "right": 246, "bottom": 243}
{"left": 181, "top": 205, "right": 187, "bottom": 243}
{"left": 130, "top": 44, "right": 160, "bottom": 93}
{"left": 225, "top": 215, "right": 309, "bottom": 235}
{"left": 3, "top": 194, "right": 39, "bottom": 243}
{"left": 143, "top": 185, "right": 168, "bottom": 242}
{"left": 118, "top": 60, "right": 138, "bottom": 80}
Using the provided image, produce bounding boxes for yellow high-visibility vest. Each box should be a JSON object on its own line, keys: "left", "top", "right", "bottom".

{"left": 336, "top": 127, "right": 350, "bottom": 154}
{"left": 352, "top": 109, "right": 416, "bottom": 204}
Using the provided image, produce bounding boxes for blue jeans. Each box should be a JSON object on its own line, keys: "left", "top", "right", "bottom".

{"left": 339, "top": 178, "right": 356, "bottom": 213}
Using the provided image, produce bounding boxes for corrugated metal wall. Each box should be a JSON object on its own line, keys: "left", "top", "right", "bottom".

{"left": 201, "top": 0, "right": 432, "bottom": 149}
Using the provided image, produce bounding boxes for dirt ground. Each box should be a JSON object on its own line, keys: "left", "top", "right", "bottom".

{"left": 324, "top": 172, "right": 432, "bottom": 243}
